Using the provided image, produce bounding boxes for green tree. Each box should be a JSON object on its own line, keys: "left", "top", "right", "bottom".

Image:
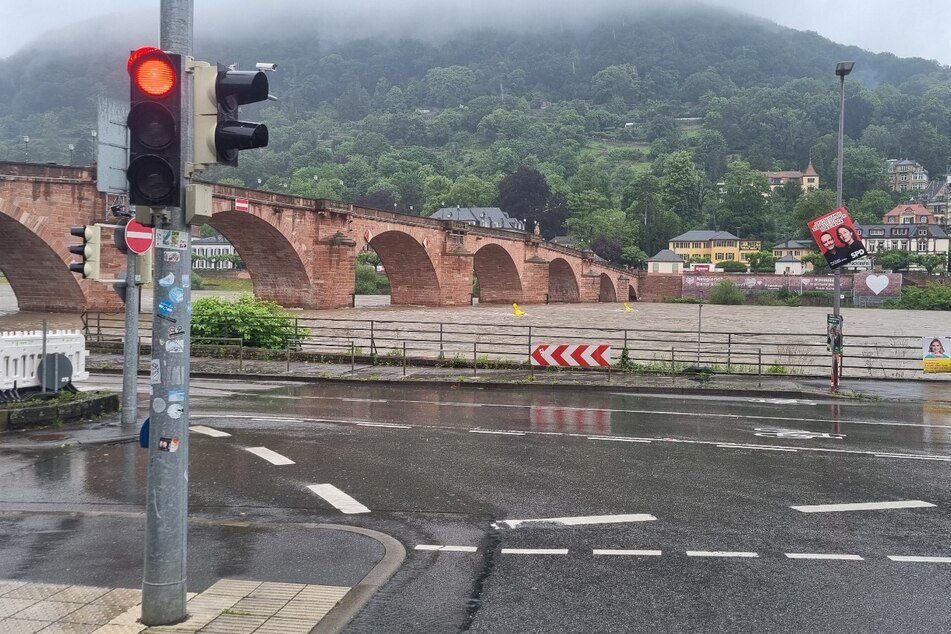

{"left": 789, "top": 189, "right": 837, "bottom": 239}
{"left": 709, "top": 280, "right": 744, "bottom": 304}
{"left": 590, "top": 64, "right": 642, "bottom": 105}
{"left": 446, "top": 175, "right": 496, "bottom": 207}
{"left": 801, "top": 252, "right": 830, "bottom": 273}
{"left": 851, "top": 189, "right": 893, "bottom": 225}
{"left": 876, "top": 248, "right": 912, "bottom": 271}
{"left": 717, "top": 160, "right": 770, "bottom": 239}
{"left": 746, "top": 251, "right": 776, "bottom": 272}
{"left": 915, "top": 253, "right": 947, "bottom": 275}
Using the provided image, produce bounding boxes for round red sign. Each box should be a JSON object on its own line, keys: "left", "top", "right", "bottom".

{"left": 125, "top": 219, "right": 154, "bottom": 255}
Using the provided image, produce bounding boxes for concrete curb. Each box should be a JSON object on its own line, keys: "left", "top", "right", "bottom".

{"left": 90, "top": 366, "right": 824, "bottom": 401}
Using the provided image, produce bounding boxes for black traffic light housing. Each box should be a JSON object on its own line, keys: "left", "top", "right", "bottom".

{"left": 194, "top": 63, "right": 269, "bottom": 168}
{"left": 126, "top": 47, "right": 182, "bottom": 208}
{"left": 68, "top": 226, "right": 102, "bottom": 280}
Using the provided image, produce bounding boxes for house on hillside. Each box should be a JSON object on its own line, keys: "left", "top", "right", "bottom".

{"left": 762, "top": 160, "right": 819, "bottom": 192}
{"left": 772, "top": 239, "right": 817, "bottom": 271}
{"left": 193, "top": 234, "right": 239, "bottom": 270}
{"left": 774, "top": 254, "right": 804, "bottom": 275}
{"left": 920, "top": 171, "right": 950, "bottom": 224}
{"left": 430, "top": 207, "right": 525, "bottom": 231}
{"left": 647, "top": 249, "right": 684, "bottom": 273}
{"left": 882, "top": 203, "right": 935, "bottom": 225}
{"left": 668, "top": 230, "right": 762, "bottom": 265}
{"left": 857, "top": 223, "right": 949, "bottom": 257}
{"left": 887, "top": 159, "right": 929, "bottom": 192}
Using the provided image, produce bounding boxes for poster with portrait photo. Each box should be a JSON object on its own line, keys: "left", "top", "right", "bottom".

{"left": 807, "top": 207, "right": 867, "bottom": 269}
{"left": 922, "top": 336, "right": 951, "bottom": 373}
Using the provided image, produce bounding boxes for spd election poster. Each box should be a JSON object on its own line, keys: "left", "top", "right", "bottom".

{"left": 808, "top": 207, "right": 867, "bottom": 269}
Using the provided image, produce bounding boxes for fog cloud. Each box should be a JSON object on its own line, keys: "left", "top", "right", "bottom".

{"left": 2, "top": 0, "right": 949, "bottom": 65}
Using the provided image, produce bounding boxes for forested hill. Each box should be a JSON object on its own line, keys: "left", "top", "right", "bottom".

{"left": 2, "top": 4, "right": 950, "bottom": 264}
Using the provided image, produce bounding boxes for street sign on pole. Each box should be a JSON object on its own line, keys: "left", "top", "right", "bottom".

{"left": 125, "top": 219, "right": 154, "bottom": 255}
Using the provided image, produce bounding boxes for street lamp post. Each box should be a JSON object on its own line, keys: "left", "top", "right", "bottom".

{"left": 67, "top": 144, "right": 74, "bottom": 165}
{"left": 22, "top": 136, "right": 29, "bottom": 161}
{"left": 832, "top": 60, "right": 854, "bottom": 390}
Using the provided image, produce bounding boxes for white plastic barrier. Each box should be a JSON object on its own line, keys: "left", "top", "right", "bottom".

{"left": 0, "top": 330, "right": 89, "bottom": 390}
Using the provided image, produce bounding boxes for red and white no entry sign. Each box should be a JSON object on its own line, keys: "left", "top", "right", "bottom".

{"left": 124, "top": 219, "right": 154, "bottom": 255}
{"left": 234, "top": 198, "right": 249, "bottom": 212}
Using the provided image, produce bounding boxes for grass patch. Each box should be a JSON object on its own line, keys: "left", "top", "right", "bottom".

{"left": 195, "top": 274, "right": 253, "bottom": 292}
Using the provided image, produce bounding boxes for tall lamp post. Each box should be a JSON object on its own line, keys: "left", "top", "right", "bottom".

{"left": 833, "top": 60, "right": 854, "bottom": 389}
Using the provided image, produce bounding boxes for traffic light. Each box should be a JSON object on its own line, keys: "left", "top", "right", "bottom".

{"left": 68, "top": 226, "right": 102, "bottom": 280}
{"left": 194, "top": 63, "right": 269, "bottom": 167}
{"left": 126, "top": 46, "right": 182, "bottom": 207}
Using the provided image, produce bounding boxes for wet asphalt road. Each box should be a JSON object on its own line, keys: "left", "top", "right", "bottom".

{"left": 2, "top": 378, "right": 951, "bottom": 633}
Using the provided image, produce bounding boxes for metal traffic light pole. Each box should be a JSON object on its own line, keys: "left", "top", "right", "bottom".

{"left": 141, "top": 0, "right": 193, "bottom": 626}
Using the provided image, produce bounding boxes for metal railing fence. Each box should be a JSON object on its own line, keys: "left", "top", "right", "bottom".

{"left": 80, "top": 311, "right": 940, "bottom": 380}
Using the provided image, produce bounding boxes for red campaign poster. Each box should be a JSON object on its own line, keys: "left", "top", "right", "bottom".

{"left": 807, "top": 207, "right": 867, "bottom": 269}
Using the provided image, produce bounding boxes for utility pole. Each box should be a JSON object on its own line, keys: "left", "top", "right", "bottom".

{"left": 121, "top": 236, "right": 140, "bottom": 426}
{"left": 832, "top": 60, "right": 854, "bottom": 391}
{"left": 141, "top": 0, "right": 193, "bottom": 626}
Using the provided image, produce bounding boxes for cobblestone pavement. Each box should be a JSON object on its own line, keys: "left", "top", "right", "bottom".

{"left": 0, "top": 578, "right": 348, "bottom": 633}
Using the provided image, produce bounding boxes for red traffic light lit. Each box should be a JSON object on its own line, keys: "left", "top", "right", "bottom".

{"left": 128, "top": 47, "right": 177, "bottom": 97}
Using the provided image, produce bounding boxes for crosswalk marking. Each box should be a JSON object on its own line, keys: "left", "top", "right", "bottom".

{"left": 190, "top": 425, "right": 231, "bottom": 437}
{"left": 307, "top": 484, "right": 371, "bottom": 514}
{"left": 243, "top": 446, "right": 294, "bottom": 465}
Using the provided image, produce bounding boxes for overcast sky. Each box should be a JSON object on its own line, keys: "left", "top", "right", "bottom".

{"left": 1, "top": 0, "right": 949, "bottom": 65}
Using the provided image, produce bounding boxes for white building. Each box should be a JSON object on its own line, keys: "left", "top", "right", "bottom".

{"left": 193, "top": 235, "right": 239, "bottom": 270}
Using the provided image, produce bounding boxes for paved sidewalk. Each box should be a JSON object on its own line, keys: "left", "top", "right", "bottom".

{"left": 0, "top": 578, "right": 348, "bottom": 633}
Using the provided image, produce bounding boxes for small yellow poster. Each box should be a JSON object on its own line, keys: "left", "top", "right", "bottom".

{"left": 922, "top": 336, "right": 951, "bottom": 373}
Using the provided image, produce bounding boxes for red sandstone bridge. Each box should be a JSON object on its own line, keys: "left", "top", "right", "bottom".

{"left": 0, "top": 161, "right": 638, "bottom": 312}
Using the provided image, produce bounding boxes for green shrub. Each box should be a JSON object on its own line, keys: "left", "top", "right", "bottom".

{"left": 355, "top": 264, "right": 390, "bottom": 295}
{"left": 885, "top": 284, "right": 951, "bottom": 311}
{"left": 715, "top": 261, "right": 748, "bottom": 272}
{"left": 189, "top": 270, "right": 204, "bottom": 290}
{"left": 709, "top": 280, "right": 744, "bottom": 305}
{"left": 191, "top": 294, "right": 301, "bottom": 349}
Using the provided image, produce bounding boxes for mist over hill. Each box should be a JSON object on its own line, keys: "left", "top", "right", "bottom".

{"left": 1, "top": 3, "right": 949, "bottom": 265}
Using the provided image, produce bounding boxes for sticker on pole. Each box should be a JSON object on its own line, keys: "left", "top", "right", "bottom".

{"left": 124, "top": 218, "right": 154, "bottom": 255}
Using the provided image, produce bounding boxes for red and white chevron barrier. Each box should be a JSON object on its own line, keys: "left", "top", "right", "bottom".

{"left": 531, "top": 344, "right": 611, "bottom": 367}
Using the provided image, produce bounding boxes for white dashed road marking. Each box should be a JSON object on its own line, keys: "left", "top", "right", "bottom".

{"left": 190, "top": 425, "right": 231, "bottom": 437}
{"left": 470, "top": 429, "right": 526, "bottom": 436}
{"left": 243, "top": 446, "right": 295, "bottom": 465}
{"left": 875, "top": 453, "right": 951, "bottom": 462}
{"left": 493, "top": 513, "right": 657, "bottom": 529}
{"left": 501, "top": 549, "right": 568, "bottom": 555}
{"left": 717, "top": 443, "right": 797, "bottom": 452}
{"left": 785, "top": 553, "right": 864, "bottom": 561}
{"left": 888, "top": 556, "right": 951, "bottom": 563}
{"left": 588, "top": 436, "right": 652, "bottom": 443}
{"left": 686, "top": 551, "right": 759, "bottom": 558}
{"left": 415, "top": 545, "right": 479, "bottom": 552}
{"left": 307, "top": 484, "right": 371, "bottom": 514}
{"left": 593, "top": 549, "right": 663, "bottom": 556}
{"left": 356, "top": 422, "right": 412, "bottom": 429}
{"left": 791, "top": 500, "right": 936, "bottom": 513}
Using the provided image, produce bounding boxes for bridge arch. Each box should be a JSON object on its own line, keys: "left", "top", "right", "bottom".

{"left": 473, "top": 243, "right": 523, "bottom": 304}
{"left": 548, "top": 258, "right": 580, "bottom": 303}
{"left": 0, "top": 214, "right": 85, "bottom": 312}
{"left": 208, "top": 211, "right": 312, "bottom": 307}
{"left": 370, "top": 231, "right": 440, "bottom": 305}
{"left": 599, "top": 273, "right": 617, "bottom": 302}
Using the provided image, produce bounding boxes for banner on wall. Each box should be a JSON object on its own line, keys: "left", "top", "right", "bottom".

{"left": 922, "top": 336, "right": 951, "bottom": 373}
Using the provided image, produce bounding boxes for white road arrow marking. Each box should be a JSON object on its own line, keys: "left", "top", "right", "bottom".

{"left": 243, "top": 446, "right": 294, "bottom": 465}
{"left": 307, "top": 484, "right": 370, "bottom": 514}
{"left": 791, "top": 500, "right": 935, "bottom": 513}
{"left": 493, "top": 513, "right": 656, "bottom": 529}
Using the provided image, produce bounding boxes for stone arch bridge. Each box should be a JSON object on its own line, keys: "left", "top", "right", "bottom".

{"left": 0, "top": 162, "right": 638, "bottom": 312}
